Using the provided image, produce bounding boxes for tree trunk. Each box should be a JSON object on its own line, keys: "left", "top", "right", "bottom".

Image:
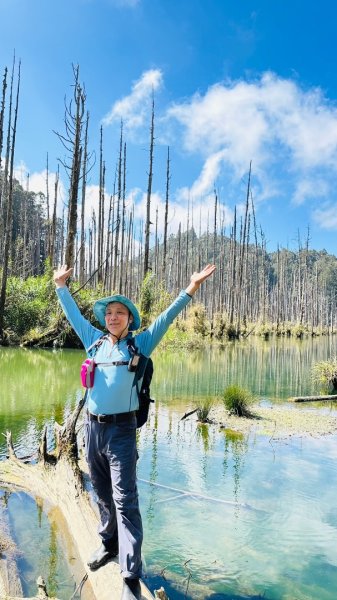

{"left": 79, "top": 111, "right": 89, "bottom": 284}
{"left": 0, "top": 66, "right": 8, "bottom": 209}
{"left": 143, "top": 97, "right": 154, "bottom": 278}
{"left": 113, "top": 124, "right": 123, "bottom": 291}
{"left": 0, "top": 60, "right": 20, "bottom": 339}
{"left": 162, "top": 146, "right": 170, "bottom": 278}
{"left": 49, "top": 166, "right": 59, "bottom": 268}
{"left": 118, "top": 142, "right": 127, "bottom": 294}
{"left": 97, "top": 126, "right": 104, "bottom": 283}
{"left": 59, "top": 66, "right": 86, "bottom": 270}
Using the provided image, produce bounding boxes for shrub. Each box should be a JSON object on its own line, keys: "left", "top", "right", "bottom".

{"left": 186, "top": 302, "right": 210, "bottom": 337}
{"left": 4, "top": 272, "right": 54, "bottom": 336}
{"left": 223, "top": 384, "right": 254, "bottom": 417}
{"left": 4, "top": 271, "right": 106, "bottom": 342}
{"left": 212, "top": 312, "right": 228, "bottom": 340}
{"left": 139, "top": 275, "right": 173, "bottom": 329}
{"left": 312, "top": 356, "right": 337, "bottom": 391}
{"left": 255, "top": 321, "right": 273, "bottom": 339}
{"left": 292, "top": 323, "right": 307, "bottom": 339}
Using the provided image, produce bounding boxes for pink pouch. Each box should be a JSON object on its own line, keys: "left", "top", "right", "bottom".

{"left": 80, "top": 358, "right": 96, "bottom": 388}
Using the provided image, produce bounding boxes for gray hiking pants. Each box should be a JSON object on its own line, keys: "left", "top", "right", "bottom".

{"left": 85, "top": 414, "right": 143, "bottom": 579}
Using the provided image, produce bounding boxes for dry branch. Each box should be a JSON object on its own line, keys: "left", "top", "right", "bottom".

{"left": 180, "top": 408, "right": 198, "bottom": 421}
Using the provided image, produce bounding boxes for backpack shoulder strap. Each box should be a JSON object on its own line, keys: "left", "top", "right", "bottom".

{"left": 86, "top": 334, "right": 108, "bottom": 357}
{"left": 126, "top": 337, "right": 150, "bottom": 395}
{"left": 126, "top": 336, "right": 137, "bottom": 355}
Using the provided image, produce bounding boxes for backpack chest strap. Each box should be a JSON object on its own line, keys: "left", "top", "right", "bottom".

{"left": 95, "top": 360, "right": 129, "bottom": 367}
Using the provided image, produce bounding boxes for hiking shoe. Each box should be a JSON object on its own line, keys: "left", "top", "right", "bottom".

{"left": 121, "top": 578, "right": 141, "bottom": 600}
{"left": 87, "top": 541, "right": 118, "bottom": 571}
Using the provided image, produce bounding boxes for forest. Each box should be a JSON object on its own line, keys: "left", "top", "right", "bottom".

{"left": 1, "top": 60, "right": 337, "bottom": 346}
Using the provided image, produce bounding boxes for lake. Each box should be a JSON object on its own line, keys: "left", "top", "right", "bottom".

{"left": 1, "top": 337, "right": 337, "bottom": 599}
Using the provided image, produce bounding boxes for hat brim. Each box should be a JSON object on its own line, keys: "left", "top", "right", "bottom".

{"left": 93, "top": 295, "right": 141, "bottom": 331}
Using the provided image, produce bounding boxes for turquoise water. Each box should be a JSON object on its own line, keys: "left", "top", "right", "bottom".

{"left": 139, "top": 410, "right": 337, "bottom": 599}
{"left": 0, "top": 490, "right": 82, "bottom": 599}
{"left": 1, "top": 339, "right": 337, "bottom": 599}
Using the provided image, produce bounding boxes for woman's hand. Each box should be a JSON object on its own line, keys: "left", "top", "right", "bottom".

{"left": 53, "top": 265, "right": 73, "bottom": 288}
{"left": 186, "top": 264, "right": 216, "bottom": 296}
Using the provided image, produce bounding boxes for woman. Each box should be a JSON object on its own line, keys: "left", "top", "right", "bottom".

{"left": 53, "top": 264, "right": 215, "bottom": 600}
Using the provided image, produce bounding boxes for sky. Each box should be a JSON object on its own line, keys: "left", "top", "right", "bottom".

{"left": 1, "top": 0, "right": 337, "bottom": 255}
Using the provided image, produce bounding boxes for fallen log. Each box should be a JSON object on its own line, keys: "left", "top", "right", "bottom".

{"left": 0, "top": 397, "right": 155, "bottom": 600}
{"left": 0, "top": 509, "right": 24, "bottom": 599}
{"left": 290, "top": 394, "right": 337, "bottom": 402}
{"left": 0, "top": 575, "right": 60, "bottom": 600}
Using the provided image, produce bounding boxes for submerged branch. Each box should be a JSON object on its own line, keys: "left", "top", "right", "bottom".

{"left": 180, "top": 408, "right": 198, "bottom": 421}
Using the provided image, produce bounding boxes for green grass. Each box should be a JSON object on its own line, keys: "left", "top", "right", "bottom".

{"left": 223, "top": 384, "right": 254, "bottom": 417}
{"left": 312, "top": 356, "right": 337, "bottom": 392}
{"left": 194, "top": 397, "right": 215, "bottom": 422}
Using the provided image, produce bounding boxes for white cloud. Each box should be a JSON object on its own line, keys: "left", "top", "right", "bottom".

{"left": 15, "top": 70, "right": 337, "bottom": 245}
{"left": 189, "top": 150, "right": 227, "bottom": 199}
{"left": 131, "top": 183, "right": 234, "bottom": 242}
{"left": 312, "top": 203, "right": 337, "bottom": 231}
{"left": 292, "top": 178, "right": 329, "bottom": 206}
{"left": 102, "top": 69, "right": 163, "bottom": 129}
{"left": 14, "top": 161, "right": 66, "bottom": 218}
{"left": 167, "top": 71, "right": 337, "bottom": 181}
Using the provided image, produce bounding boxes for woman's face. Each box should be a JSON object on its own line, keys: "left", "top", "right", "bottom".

{"left": 105, "top": 302, "right": 132, "bottom": 338}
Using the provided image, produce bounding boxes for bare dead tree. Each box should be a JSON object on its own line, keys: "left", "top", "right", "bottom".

{"left": 97, "top": 125, "right": 104, "bottom": 282}
{"left": 79, "top": 111, "right": 89, "bottom": 283}
{"left": 0, "top": 59, "right": 15, "bottom": 260}
{"left": 228, "top": 206, "right": 237, "bottom": 333}
{"left": 124, "top": 206, "right": 133, "bottom": 295}
{"left": 113, "top": 123, "right": 123, "bottom": 290}
{"left": 211, "top": 187, "right": 218, "bottom": 327}
{"left": 236, "top": 161, "right": 251, "bottom": 334}
{"left": 55, "top": 65, "right": 86, "bottom": 270}
{"left": 162, "top": 146, "right": 170, "bottom": 278}
{"left": 0, "top": 59, "right": 20, "bottom": 338}
{"left": 119, "top": 141, "right": 127, "bottom": 293}
{"left": 0, "top": 66, "right": 8, "bottom": 207}
{"left": 49, "top": 165, "right": 59, "bottom": 268}
{"left": 143, "top": 94, "right": 155, "bottom": 277}
{"left": 45, "top": 152, "right": 50, "bottom": 255}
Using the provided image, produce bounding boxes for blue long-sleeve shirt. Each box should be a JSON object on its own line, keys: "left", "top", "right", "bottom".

{"left": 56, "top": 287, "right": 192, "bottom": 415}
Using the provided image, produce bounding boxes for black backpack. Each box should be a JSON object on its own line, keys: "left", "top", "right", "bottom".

{"left": 127, "top": 338, "right": 154, "bottom": 428}
{"left": 89, "top": 335, "right": 154, "bottom": 428}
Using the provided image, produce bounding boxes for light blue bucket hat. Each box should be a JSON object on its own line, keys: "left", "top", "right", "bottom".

{"left": 93, "top": 295, "right": 141, "bottom": 331}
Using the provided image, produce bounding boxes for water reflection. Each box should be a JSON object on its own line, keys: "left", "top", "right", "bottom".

{"left": 1, "top": 490, "right": 83, "bottom": 599}
{"left": 222, "top": 429, "right": 248, "bottom": 505}
{"left": 1, "top": 340, "right": 337, "bottom": 599}
{"left": 152, "top": 336, "right": 335, "bottom": 404}
{"left": 0, "top": 347, "right": 84, "bottom": 458}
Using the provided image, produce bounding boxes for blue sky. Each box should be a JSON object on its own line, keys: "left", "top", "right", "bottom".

{"left": 1, "top": 0, "right": 337, "bottom": 254}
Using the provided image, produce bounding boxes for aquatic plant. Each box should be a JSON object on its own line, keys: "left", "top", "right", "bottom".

{"left": 223, "top": 384, "right": 254, "bottom": 417}
{"left": 195, "top": 397, "right": 214, "bottom": 422}
{"left": 312, "top": 356, "right": 337, "bottom": 391}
